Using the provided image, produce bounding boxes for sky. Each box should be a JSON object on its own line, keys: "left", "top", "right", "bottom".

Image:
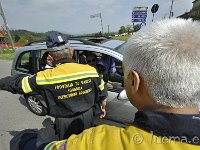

{"left": 0, "top": 0, "right": 194, "bottom": 35}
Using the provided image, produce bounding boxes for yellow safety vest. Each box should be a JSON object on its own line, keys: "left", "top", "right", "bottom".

{"left": 45, "top": 125, "right": 199, "bottom": 150}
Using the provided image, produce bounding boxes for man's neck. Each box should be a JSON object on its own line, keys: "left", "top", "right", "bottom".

{"left": 55, "top": 58, "right": 75, "bottom": 64}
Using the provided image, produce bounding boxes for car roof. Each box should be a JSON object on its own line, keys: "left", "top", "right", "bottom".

{"left": 23, "top": 37, "right": 126, "bottom": 50}
{"left": 15, "top": 39, "right": 123, "bottom": 61}
{"left": 98, "top": 39, "right": 125, "bottom": 50}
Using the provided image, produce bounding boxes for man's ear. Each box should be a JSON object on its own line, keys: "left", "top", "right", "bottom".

{"left": 127, "top": 71, "right": 140, "bottom": 94}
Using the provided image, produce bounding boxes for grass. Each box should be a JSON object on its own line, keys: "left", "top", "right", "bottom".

{"left": 113, "top": 35, "right": 131, "bottom": 41}
{"left": 0, "top": 48, "right": 15, "bottom": 60}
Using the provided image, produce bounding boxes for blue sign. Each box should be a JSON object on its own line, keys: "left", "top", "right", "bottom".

{"left": 132, "top": 14, "right": 147, "bottom": 18}
{"left": 133, "top": 11, "right": 147, "bottom": 15}
{"left": 132, "top": 10, "right": 147, "bottom": 22}
{"left": 133, "top": 18, "right": 146, "bottom": 22}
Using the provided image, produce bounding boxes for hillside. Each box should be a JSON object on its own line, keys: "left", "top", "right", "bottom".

{"left": 9, "top": 30, "right": 73, "bottom": 44}
{"left": 8, "top": 30, "right": 120, "bottom": 45}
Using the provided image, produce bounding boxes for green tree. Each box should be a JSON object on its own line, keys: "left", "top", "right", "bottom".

{"left": 126, "top": 25, "right": 132, "bottom": 34}
{"left": 14, "top": 34, "right": 20, "bottom": 42}
{"left": 118, "top": 26, "right": 127, "bottom": 34}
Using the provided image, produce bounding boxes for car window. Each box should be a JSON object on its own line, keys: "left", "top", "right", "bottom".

{"left": 77, "top": 50, "right": 124, "bottom": 93}
{"left": 37, "top": 49, "right": 78, "bottom": 71}
{"left": 40, "top": 50, "right": 48, "bottom": 70}
{"left": 37, "top": 49, "right": 60, "bottom": 71}
{"left": 16, "top": 51, "right": 32, "bottom": 74}
{"left": 16, "top": 50, "right": 44, "bottom": 74}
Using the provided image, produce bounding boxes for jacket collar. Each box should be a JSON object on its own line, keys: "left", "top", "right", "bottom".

{"left": 133, "top": 110, "right": 200, "bottom": 144}
{"left": 56, "top": 58, "right": 75, "bottom": 65}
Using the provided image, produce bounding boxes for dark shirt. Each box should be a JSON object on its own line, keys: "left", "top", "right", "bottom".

{"left": 97, "top": 57, "right": 116, "bottom": 74}
{"left": 133, "top": 110, "right": 200, "bottom": 145}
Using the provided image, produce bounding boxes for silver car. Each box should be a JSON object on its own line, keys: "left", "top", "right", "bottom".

{"left": 11, "top": 38, "right": 136, "bottom": 127}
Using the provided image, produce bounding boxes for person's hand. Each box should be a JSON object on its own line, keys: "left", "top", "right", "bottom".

{"left": 99, "top": 108, "right": 106, "bottom": 118}
{"left": 99, "top": 98, "right": 107, "bottom": 118}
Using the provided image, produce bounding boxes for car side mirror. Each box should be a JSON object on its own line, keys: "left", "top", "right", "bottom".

{"left": 117, "top": 89, "right": 128, "bottom": 100}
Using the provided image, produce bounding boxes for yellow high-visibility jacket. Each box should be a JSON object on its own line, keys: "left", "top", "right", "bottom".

{"left": 21, "top": 61, "right": 107, "bottom": 117}
{"left": 44, "top": 124, "right": 199, "bottom": 150}
{"left": 0, "top": 60, "right": 107, "bottom": 117}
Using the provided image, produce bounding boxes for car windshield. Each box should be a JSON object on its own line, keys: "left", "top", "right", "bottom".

{"left": 98, "top": 39, "right": 126, "bottom": 54}
{"left": 114, "top": 42, "right": 126, "bottom": 54}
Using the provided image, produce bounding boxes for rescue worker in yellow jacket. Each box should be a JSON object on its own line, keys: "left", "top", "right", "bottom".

{"left": 0, "top": 32, "right": 107, "bottom": 141}
{"left": 44, "top": 19, "right": 200, "bottom": 149}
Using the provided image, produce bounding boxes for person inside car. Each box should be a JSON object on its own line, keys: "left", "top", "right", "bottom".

{"left": 99, "top": 54, "right": 123, "bottom": 86}
{"left": 43, "top": 18, "right": 200, "bottom": 149}
{"left": 86, "top": 52, "right": 97, "bottom": 68}
{"left": 86, "top": 52, "right": 107, "bottom": 75}
{"left": 86, "top": 52, "right": 113, "bottom": 89}
{"left": 41, "top": 51, "right": 54, "bottom": 69}
{"left": 0, "top": 32, "right": 107, "bottom": 141}
{"left": 86, "top": 53, "right": 123, "bottom": 90}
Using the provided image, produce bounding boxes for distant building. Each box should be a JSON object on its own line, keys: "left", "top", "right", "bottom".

{"left": 178, "top": 0, "right": 200, "bottom": 19}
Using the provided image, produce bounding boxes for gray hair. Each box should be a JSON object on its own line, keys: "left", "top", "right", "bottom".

{"left": 123, "top": 18, "right": 200, "bottom": 108}
{"left": 50, "top": 48, "right": 74, "bottom": 62}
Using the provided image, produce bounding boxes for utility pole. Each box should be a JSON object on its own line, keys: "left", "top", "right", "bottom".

{"left": 132, "top": 22, "right": 134, "bottom": 32}
{"left": 0, "top": 1, "right": 15, "bottom": 49}
{"left": 152, "top": 13, "right": 155, "bottom": 22}
{"left": 90, "top": 13, "right": 104, "bottom": 35}
{"left": 169, "top": 0, "right": 174, "bottom": 18}
{"left": 100, "top": 13, "right": 103, "bottom": 35}
{"left": 107, "top": 24, "right": 109, "bottom": 34}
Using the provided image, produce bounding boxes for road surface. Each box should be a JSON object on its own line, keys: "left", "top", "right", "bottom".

{"left": 0, "top": 59, "right": 56, "bottom": 149}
